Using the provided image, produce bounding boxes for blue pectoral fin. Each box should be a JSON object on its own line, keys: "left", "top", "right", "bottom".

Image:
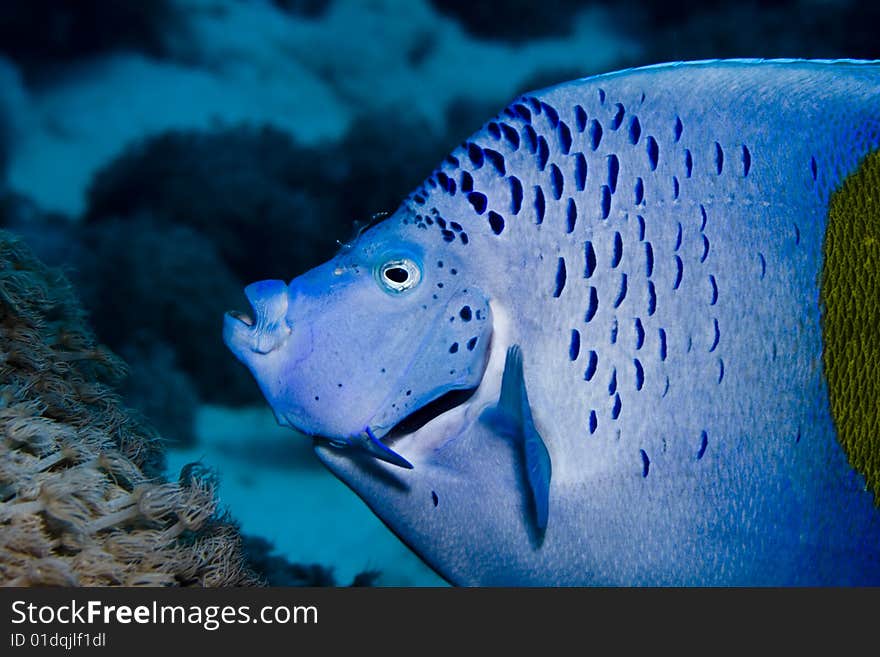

{"left": 479, "top": 344, "right": 525, "bottom": 437}
{"left": 523, "top": 425, "right": 551, "bottom": 531}
{"left": 482, "top": 345, "right": 552, "bottom": 531}
{"left": 479, "top": 406, "right": 520, "bottom": 439}
{"left": 356, "top": 427, "right": 414, "bottom": 469}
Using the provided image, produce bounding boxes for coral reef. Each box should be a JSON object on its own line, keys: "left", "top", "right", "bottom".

{"left": 0, "top": 197, "right": 229, "bottom": 438}
{"left": 3, "top": 0, "right": 631, "bottom": 217}
{"left": 85, "top": 110, "right": 494, "bottom": 281}
{"left": 0, "top": 230, "right": 257, "bottom": 585}
{"left": 0, "top": 140, "right": 6, "bottom": 189}
{"left": 0, "top": 0, "right": 181, "bottom": 79}
{"left": 430, "top": 0, "right": 587, "bottom": 42}
{"left": 431, "top": 0, "right": 880, "bottom": 63}
{"left": 270, "top": 0, "right": 333, "bottom": 19}
{"left": 0, "top": 120, "right": 7, "bottom": 187}
{"left": 0, "top": 59, "right": 24, "bottom": 188}
{"left": 73, "top": 215, "right": 260, "bottom": 407}
{"left": 84, "top": 126, "right": 340, "bottom": 284}
{"left": 611, "top": 0, "right": 880, "bottom": 63}
{"left": 0, "top": 192, "right": 80, "bottom": 271}
{"left": 114, "top": 339, "right": 200, "bottom": 447}
{"left": 242, "top": 536, "right": 380, "bottom": 586}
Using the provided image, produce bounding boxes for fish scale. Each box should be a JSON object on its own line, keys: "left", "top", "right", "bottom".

{"left": 415, "top": 73, "right": 745, "bottom": 480}
{"left": 226, "top": 60, "right": 880, "bottom": 584}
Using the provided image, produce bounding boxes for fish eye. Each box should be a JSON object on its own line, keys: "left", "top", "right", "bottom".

{"left": 377, "top": 257, "right": 421, "bottom": 294}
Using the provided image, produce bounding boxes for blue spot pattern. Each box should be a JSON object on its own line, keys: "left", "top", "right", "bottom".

{"left": 401, "top": 85, "right": 737, "bottom": 475}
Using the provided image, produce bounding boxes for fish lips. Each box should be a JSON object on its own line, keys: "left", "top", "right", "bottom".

{"left": 224, "top": 279, "right": 292, "bottom": 358}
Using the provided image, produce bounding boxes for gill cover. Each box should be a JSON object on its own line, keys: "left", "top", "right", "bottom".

{"left": 363, "top": 286, "right": 492, "bottom": 438}
{"left": 347, "top": 285, "right": 493, "bottom": 468}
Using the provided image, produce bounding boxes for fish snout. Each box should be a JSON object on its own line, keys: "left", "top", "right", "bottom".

{"left": 224, "top": 279, "right": 292, "bottom": 355}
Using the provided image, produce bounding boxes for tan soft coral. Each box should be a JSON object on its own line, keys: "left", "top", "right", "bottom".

{"left": 0, "top": 231, "right": 259, "bottom": 586}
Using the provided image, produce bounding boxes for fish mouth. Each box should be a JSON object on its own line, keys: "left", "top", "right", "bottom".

{"left": 382, "top": 387, "right": 480, "bottom": 445}
{"left": 223, "top": 280, "right": 291, "bottom": 355}
{"left": 310, "top": 385, "right": 485, "bottom": 471}
{"left": 223, "top": 309, "right": 255, "bottom": 353}
{"left": 227, "top": 310, "right": 254, "bottom": 327}
{"left": 310, "top": 386, "right": 482, "bottom": 470}
{"left": 369, "top": 300, "right": 512, "bottom": 465}
{"left": 223, "top": 307, "right": 263, "bottom": 355}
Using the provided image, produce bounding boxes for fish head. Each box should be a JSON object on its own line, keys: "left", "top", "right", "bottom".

{"left": 223, "top": 211, "right": 494, "bottom": 452}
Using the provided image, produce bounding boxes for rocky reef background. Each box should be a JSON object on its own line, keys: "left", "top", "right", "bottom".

{"left": 0, "top": 0, "right": 876, "bottom": 586}
{"left": 0, "top": 230, "right": 256, "bottom": 585}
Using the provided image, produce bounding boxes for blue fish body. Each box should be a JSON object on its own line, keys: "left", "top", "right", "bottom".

{"left": 225, "top": 60, "right": 880, "bottom": 585}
